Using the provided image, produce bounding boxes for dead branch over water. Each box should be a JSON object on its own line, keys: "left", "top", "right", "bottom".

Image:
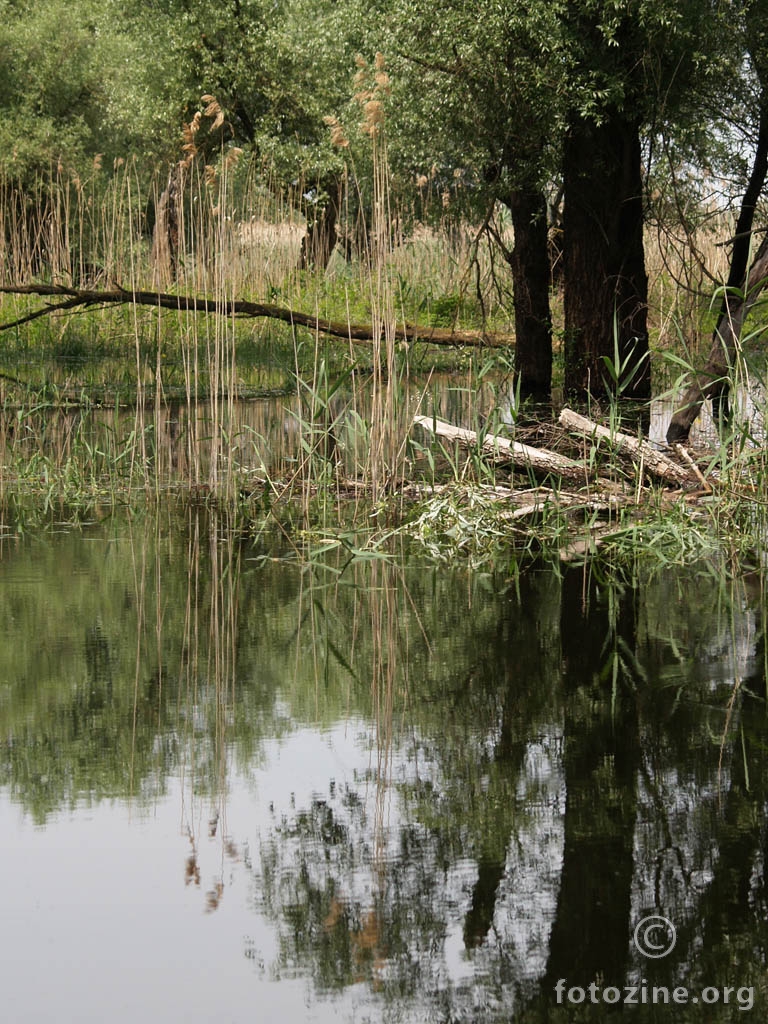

{"left": 0, "top": 283, "right": 513, "bottom": 348}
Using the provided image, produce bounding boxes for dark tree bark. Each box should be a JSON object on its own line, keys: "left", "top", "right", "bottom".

{"left": 544, "top": 572, "right": 640, "bottom": 991}
{"left": 563, "top": 114, "right": 651, "bottom": 400}
{"left": 501, "top": 188, "right": 553, "bottom": 401}
{"left": 666, "top": 95, "right": 768, "bottom": 444}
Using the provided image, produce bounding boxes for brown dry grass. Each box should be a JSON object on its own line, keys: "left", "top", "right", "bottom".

{"left": 646, "top": 211, "right": 736, "bottom": 360}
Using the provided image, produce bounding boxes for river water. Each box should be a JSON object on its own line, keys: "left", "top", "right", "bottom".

{"left": 0, "top": 507, "right": 765, "bottom": 1022}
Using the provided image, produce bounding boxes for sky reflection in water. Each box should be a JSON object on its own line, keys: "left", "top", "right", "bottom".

{"left": 0, "top": 514, "right": 765, "bottom": 1022}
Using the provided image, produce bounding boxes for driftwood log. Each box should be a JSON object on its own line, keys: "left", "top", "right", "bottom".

{"left": 559, "top": 408, "right": 692, "bottom": 486}
{"left": 0, "top": 283, "right": 513, "bottom": 349}
{"left": 413, "top": 415, "right": 587, "bottom": 482}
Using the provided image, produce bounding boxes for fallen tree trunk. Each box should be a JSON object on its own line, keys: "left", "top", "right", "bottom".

{"left": 559, "top": 407, "right": 692, "bottom": 485}
{"left": 413, "top": 414, "right": 587, "bottom": 481}
{"left": 0, "top": 283, "right": 513, "bottom": 349}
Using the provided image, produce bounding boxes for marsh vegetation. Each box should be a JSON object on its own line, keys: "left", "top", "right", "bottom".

{"left": 4, "top": 3, "right": 768, "bottom": 1021}
{"left": 1, "top": 143, "right": 767, "bottom": 576}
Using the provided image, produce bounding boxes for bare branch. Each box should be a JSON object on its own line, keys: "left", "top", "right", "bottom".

{"left": 0, "top": 297, "right": 86, "bottom": 331}
{"left": 0, "top": 283, "right": 514, "bottom": 350}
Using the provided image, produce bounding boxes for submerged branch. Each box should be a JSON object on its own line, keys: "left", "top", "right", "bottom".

{"left": 0, "top": 283, "right": 512, "bottom": 349}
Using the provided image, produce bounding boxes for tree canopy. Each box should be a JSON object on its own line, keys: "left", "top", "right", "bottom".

{"left": 1, "top": 0, "right": 767, "bottom": 403}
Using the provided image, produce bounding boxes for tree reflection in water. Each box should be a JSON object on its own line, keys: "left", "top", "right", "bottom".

{"left": 248, "top": 559, "right": 768, "bottom": 1021}
{"left": 1, "top": 513, "right": 767, "bottom": 1020}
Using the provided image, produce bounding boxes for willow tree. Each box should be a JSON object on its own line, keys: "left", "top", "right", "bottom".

{"left": 556, "top": 0, "right": 729, "bottom": 399}
{"left": 113, "top": 0, "right": 368, "bottom": 269}
{"left": 665, "top": 0, "right": 768, "bottom": 441}
{"left": 0, "top": 0, "right": 160, "bottom": 277}
{"left": 384, "top": 1, "right": 563, "bottom": 399}
{"left": 386, "top": 0, "right": 736, "bottom": 401}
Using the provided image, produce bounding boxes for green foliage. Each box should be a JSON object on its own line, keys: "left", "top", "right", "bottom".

{"left": 0, "top": 0, "right": 171, "bottom": 178}
{"left": 0, "top": 0, "right": 761, "bottom": 262}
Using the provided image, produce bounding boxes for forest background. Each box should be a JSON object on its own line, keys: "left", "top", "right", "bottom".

{"left": 2, "top": 0, "right": 768, "bottom": 452}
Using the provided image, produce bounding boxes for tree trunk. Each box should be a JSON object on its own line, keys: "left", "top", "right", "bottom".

{"left": 502, "top": 188, "right": 553, "bottom": 401}
{"left": 666, "top": 96, "right": 768, "bottom": 444}
{"left": 152, "top": 164, "right": 182, "bottom": 287}
{"left": 299, "top": 181, "right": 340, "bottom": 271}
{"left": 563, "top": 114, "right": 651, "bottom": 399}
{"left": 666, "top": 234, "right": 768, "bottom": 444}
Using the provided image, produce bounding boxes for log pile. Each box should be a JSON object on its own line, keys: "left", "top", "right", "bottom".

{"left": 413, "top": 408, "right": 699, "bottom": 489}
{"left": 411, "top": 408, "right": 711, "bottom": 560}
{"left": 557, "top": 408, "right": 692, "bottom": 486}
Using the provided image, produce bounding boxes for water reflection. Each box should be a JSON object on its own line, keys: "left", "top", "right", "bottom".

{"left": 649, "top": 378, "right": 767, "bottom": 447}
{"left": 0, "top": 513, "right": 766, "bottom": 1020}
{"left": 0, "top": 371, "right": 505, "bottom": 490}
{"left": 3, "top": 361, "right": 767, "bottom": 502}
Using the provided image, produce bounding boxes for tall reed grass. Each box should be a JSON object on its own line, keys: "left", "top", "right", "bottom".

{"left": 0, "top": 69, "right": 528, "bottom": 528}
{"left": 0, "top": 85, "right": 518, "bottom": 516}
{"left": 2, "top": 84, "right": 768, "bottom": 581}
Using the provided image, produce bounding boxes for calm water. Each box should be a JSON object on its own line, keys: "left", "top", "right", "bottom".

{"left": 0, "top": 369, "right": 507, "bottom": 489}
{"left": 0, "top": 509, "right": 765, "bottom": 1022}
{"left": 8, "top": 369, "right": 764, "bottom": 498}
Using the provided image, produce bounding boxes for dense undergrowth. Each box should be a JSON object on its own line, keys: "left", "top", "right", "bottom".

{"left": 1, "top": 150, "right": 768, "bottom": 579}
